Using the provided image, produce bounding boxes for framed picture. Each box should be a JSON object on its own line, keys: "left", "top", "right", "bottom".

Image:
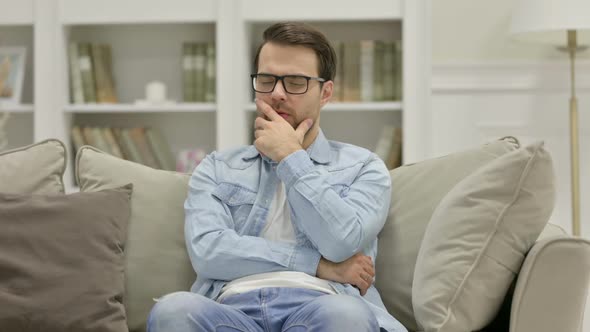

{"left": 0, "top": 47, "right": 26, "bottom": 106}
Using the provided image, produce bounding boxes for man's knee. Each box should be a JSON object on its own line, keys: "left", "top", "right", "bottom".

{"left": 286, "top": 295, "right": 379, "bottom": 331}
{"left": 318, "top": 295, "right": 377, "bottom": 322}
{"left": 147, "top": 291, "right": 212, "bottom": 331}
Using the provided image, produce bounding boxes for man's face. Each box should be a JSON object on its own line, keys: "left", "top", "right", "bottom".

{"left": 255, "top": 42, "right": 332, "bottom": 130}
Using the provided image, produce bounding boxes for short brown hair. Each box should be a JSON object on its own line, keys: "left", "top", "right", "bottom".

{"left": 253, "top": 22, "right": 337, "bottom": 81}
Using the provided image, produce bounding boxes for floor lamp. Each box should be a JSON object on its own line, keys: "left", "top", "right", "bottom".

{"left": 510, "top": 0, "right": 590, "bottom": 236}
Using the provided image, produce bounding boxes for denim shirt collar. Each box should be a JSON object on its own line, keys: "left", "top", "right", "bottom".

{"left": 242, "top": 129, "right": 331, "bottom": 165}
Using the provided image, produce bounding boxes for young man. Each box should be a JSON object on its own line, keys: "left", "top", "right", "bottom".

{"left": 148, "top": 22, "right": 407, "bottom": 332}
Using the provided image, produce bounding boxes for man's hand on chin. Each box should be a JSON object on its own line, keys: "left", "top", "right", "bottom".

{"left": 254, "top": 99, "right": 313, "bottom": 162}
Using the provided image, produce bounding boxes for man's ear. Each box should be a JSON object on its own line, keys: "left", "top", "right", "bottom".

{"left": 319, "top": 80, "right": 333, "bottom": 108}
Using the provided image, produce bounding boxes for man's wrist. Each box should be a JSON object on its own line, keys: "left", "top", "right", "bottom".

{"left": 317, "top": 257, "right": 334, "bottom": 279}
{"left": 278, "top": 145, "right": 303, "bottom": 162}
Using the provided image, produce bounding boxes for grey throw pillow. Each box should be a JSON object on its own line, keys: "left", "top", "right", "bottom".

{"left": 0, "top": 184, "right": 132, "bottom": 332}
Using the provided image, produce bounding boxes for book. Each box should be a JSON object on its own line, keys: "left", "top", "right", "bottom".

{"left": 394, "top": 40, "right": 403, "bottom": 101}
{"left": 81, "top": 126, "right": 97, "bottom": 148}
{"left": 78, "top": 43, "right": 97, "bottom": 103}
{"left": 205, "top": 42, "right": 216, "bottom": 102}
{"left": 128, "top": 127, "right": 160, "bottom": 168}
{"left": 372, "top": 41, "right": 385, "bottom": 101}
{"left": 68, "top": 42, "right": 84, "bottom": 104}
{"left": 194, "top": 43, "right": 207, "bottom": 102}
{"left": 112, "top": 128, "right": 134, "bottom": 162}
{"left": 92, "top": 44, "right": 117, "bottom": 103}
{"left": 90, "top": 127, "right": 112, "bottom": 154}
{"left": 70, "top": 126, "right": 86, "bottom": 153}
{"left": 145, "top": 128, "right": 176, "bottom": 171}
{"left": 119, "top": 128, "right": 145, "bottom": 164}
{"left": 182, "top": 43, "right": 195, "bottom": 102}
{"left": 385, "top": 127, "right": 403, "bottom": 169}
{"left": 342, "top": 41, "right": 361, "bottom": 101}
{"left": 382, "top": 41, "right": 396, "bottom": 101}
{"left": 374, "top": 125, "right": 396, "bottom": 162}
{"left": 331, "top": 40, "right": 344, "bottom": 102}
{"left": 102, "top": 127, "right": 124, "bottom": 159}
{"left": 360, "top": 40, "right": 375, "bottom": 102}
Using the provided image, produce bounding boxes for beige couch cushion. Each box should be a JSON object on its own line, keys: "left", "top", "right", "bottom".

{"left": 375, "top": 138, "right": 519, "bottom": 331}
{"left": 76, "top": 146, "right": 194, "bottom": 332}
{"left": 0, "top": 139, "right": 66, "bottom": 194}
{"left": 0, "top": 185, "right": 132, "bottom": 332}
{"left": 412, "top": 142, "right": 555, "bottom": 332}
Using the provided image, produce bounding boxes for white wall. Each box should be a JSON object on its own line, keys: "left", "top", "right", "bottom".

{"left": 431, "top": 1, "right": 590, "bottom": 331}
{"left": 432, "top": 0, "right": 590, "bottom": 61}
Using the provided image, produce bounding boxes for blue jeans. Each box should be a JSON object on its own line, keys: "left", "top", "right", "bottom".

{"left": 147, "top": 287, "right": 381, "bottom": 332}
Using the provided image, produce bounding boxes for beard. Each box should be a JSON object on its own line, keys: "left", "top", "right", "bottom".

{"left": 259, "top": 102, "right": 299, "bottom": 128}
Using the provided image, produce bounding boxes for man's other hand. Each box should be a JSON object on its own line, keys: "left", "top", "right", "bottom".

{"left": 316, "top": 253, "right": 375, "bottom": 296}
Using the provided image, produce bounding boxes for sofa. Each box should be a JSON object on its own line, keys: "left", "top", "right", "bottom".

{"left": 0, "top": 137, "right": 589, "bottom": 332}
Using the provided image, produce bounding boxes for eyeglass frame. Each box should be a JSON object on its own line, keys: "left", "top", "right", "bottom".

{"left": 250, "top": 73, "right": 327, "bottom": 95}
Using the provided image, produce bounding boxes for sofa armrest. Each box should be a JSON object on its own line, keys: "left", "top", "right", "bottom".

{"left": 509, "top": 235, "right": 590, "bottom": 332}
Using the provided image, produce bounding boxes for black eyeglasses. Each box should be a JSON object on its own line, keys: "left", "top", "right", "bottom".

{"left": 251, "top": 73, "right": 326, "bottom": 95}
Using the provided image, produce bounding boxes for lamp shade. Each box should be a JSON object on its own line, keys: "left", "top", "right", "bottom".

{"left": 510, "top": 0, "right": 590, "bottom": 45}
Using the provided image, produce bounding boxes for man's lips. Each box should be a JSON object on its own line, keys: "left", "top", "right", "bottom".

{"left": 276, "top": 111, "right": 290, "bottom": 119}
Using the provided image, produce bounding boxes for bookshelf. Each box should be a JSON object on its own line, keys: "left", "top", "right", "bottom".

{"left": 0, "top": 0, "right": 35, "bottom": 150}
{"left": 0, "top": 0, "right": 431, "bottom": 190}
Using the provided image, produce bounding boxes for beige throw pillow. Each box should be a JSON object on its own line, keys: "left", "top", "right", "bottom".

{"left": 76, "top": 146, "right": 195, "bottom": 332}
{"left": 412, "top": 142, "right": 555, "bottom": 332}
{"left": 375, "top": 138, "right": 520, "bottom": 331}
{"left": 0, "top": 139, "right": 66, "bottom": 194}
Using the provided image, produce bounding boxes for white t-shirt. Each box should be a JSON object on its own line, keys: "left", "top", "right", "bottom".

{"left": 217, "top": 182, "right": 335, "bottom": 302}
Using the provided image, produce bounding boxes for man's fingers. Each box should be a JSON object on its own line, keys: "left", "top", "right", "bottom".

{"left": 256, "top": 99, "right": 282, "bottom": 121}
{"left": 364, "top": 264, "right": 375, "bottom": 278}
{"left": 254, "top": 116, "right": 270, "bottom": 130}
{"left": 295, "top": 118, "right": 313, "bottom": 138}
{"left": 355, "top": 277, "right": 370, "bottom": 296}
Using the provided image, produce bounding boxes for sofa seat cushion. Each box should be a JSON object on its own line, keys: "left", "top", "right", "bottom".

{"left": 76, "top": 146, "right": 194, "bottom": 332}
{"left": 375, "top": 137, "right": 519, "bottom": 331}
{"left": 0, "top": 139, "right": 66, "bottom": 194}
{"left": 0, "top": 185, "right": 132, "bottom": 332}
{"left": 412, "top": 142, "right": 555, "bottom": 332}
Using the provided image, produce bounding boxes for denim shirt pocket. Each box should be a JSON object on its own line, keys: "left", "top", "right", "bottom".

{"left": 212, "top": 182, "right": 257, "bottom": 230}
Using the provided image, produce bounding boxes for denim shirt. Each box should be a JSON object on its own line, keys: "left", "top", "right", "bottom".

{"left": 184, "top": 130, "right": 407, "bottom": 332}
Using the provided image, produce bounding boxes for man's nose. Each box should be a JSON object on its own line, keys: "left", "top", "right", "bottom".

{"left": 271, "top": 79, "right": 287, "bottom": 100}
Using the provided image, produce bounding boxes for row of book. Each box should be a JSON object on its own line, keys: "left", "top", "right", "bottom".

{"left": 69, "top": 42, "right": 118, "bottom": 104}
{"left": 374, "top": 125, "right": 403, "bottom": 170}
{"left": 182, "top": 42, "right": 216, "bottom": 102}
{"left": 71, "top": 126, "right": 175, "bottom": 171}
{"left": 332, "top": 40, "right": 402, "bottom": 102}
{"left": 71, "top": 126, "right": 209, "bottom": 173}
